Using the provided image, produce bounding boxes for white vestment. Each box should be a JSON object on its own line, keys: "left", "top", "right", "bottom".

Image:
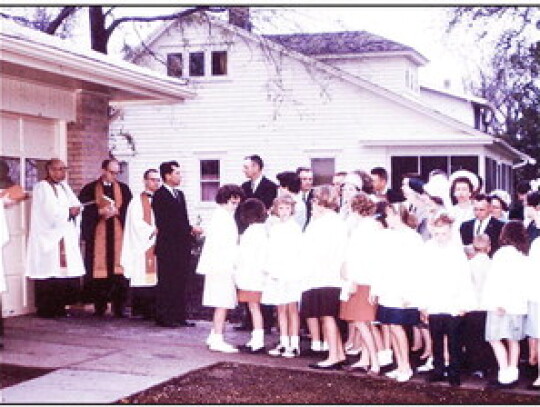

{"left": 25, "top": 180, "right": 85, "bottom": 279}
{"left": 120, "top": 194, "right": 157, "bottom": 287}
{"left": 0, "top": 202, "right": 8, "bottom": 292}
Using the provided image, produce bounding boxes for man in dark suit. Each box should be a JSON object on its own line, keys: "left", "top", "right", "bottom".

{"left": 152, "top": 161, "right": 202, "bottom": 327}
{"left": 296, "top": 166, "right": 314, "bottom": 230}
{"left": 525, "top": 190, "right": 540, "bottom": 243}
{"left": 460, "top": 193, "right": 505, "bottom": 257}
{"left": 236, "top": 154, "right": 277, "bottom": 333}
{"left": 370, "top": 167, "right": 405, "bottom": 203}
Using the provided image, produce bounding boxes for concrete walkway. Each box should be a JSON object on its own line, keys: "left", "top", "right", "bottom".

{"left": 1, "top": 310, "right": 538, "bottom": 403}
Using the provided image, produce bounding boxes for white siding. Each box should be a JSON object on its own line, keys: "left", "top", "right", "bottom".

{"left": 319, "top": 55, "right": 420, "bottom": 98}
{"left": 111, "top": 19, "right": 498, "bottom": 224}
{"left": 420, "top": 88, "right": 476, "bottom": 127}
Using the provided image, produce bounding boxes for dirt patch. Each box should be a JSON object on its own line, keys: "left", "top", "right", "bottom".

{"left": 117, "top": 362, "right": 539, "bottom": 404}
{"left": 0, "top": 364, "right": 55, "bottom": 389}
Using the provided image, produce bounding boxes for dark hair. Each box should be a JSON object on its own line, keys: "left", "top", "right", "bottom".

{"left": 276, "top": 171, "right": 301, "bottom": 194}
{"left": 215, "top": 184, "right": 245, "bottom": 204}
{"left": 296, "top": 167, "right": 312, "bottom": 176}
{"left": 159, "top": 160, "right": 179, "bottom": 180}
{"left": 45, "top": 158, "right": 63, "bottom": 172}
{"left": 101, "top": 158, "right": 118, "bottom": 170}
{"left": 245, "top": 155, "right": 264, "bottom": 170}
{"left": 354, "top": 170, "right": 374, "bottom": 194}
{"left": 387, "top": 202, "right": 418, "bottom": 229}
{"left": 473, "top": 193, "right": 491, "bottom": 204}
{"left": 450, "top": 176, "right": 474, "bottom": 205}
{"left": 370, "top": 167, "right": 388, "bottom": 181}
{"left": 516, "top": 180, "right": 531, "bottom": 195}
{"left": 526, "top": 190, "right": 540, "bottom": 207}
{"left": 143, "top": 168, "right": 159, "bottom": 180}
{"left": 489, "top": 194, "right": 509, "bottom": 212}
{"left": 499, "top": 220, "right": 529, "bottom": 255}
{"left": 238, "top": 198, "right": 267, "bottom": 226}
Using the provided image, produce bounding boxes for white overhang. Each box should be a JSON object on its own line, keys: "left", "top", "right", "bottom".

{"left": 0, "top": 20, "right": 195, "bottom": 103}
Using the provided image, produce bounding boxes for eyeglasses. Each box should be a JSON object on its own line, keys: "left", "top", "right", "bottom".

{"left": 108, "top": 170, "right": 120, "bottom": 175}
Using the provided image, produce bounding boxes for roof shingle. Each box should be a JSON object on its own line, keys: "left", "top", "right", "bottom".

{"left": 263, "top": 31, "right": 415, "bottom": 56}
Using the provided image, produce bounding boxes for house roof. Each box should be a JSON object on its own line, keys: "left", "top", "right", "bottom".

{"left": 0, "top": 19, "right": 195, "bottom": 103}
{"left": 263, "top": 31, "right": 425, "bottom": 61}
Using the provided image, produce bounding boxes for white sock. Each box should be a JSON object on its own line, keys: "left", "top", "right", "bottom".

{"left": 279, "top": 335, "right": 289, "bottom": 348}
{"left": 251, "top": 329, "right": 264, "bottom": 348}
{"left": 321, "top": 341, "right": 329, "bottom": 351}
{"left": 311, "top": 340, "right": 322, "bottom": 351}
{"left": 290, "top": 335, "right": 300, "bottom": 349}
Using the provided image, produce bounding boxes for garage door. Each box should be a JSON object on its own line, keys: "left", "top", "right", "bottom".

{"left": 1, "top": 112, "right": 60, "bottom": 317}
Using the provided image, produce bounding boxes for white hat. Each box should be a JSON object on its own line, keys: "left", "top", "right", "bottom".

{"left": 342, "top": 173, "right": 363, "bottom": 190}
{"left": 489, "top": 189, "right": 511, "bottom": 208}
{"left": 449, "top": 170, "right": 480, "bottom": 192}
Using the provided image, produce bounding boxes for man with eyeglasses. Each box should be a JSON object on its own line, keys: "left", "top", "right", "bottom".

{"left": 79, "top": 158, "right": 132, "bottom": 317}
{"left": 121, "top": 169, "right": 161, "bottom": 320}
{"left": 25, "top": 158, "right": 85, "bottom": 318}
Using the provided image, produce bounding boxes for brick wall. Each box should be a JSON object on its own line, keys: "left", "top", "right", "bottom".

{"left": 67, "top": 90, "right": 110, "bottom": 193}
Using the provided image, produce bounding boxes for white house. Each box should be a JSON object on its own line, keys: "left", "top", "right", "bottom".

{"left": 111, "top": 10, "right": 530, "bottom": 225}
{"left": 0, "top": 20, "right": 193, "bottom": 316}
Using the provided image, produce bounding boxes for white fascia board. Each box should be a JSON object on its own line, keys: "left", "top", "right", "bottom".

{"left": 358, "top": 137, "right": 491, "bottom": 147}
{"left": 1, "top": 33, "right": 195, "bottom": 102}
{"left": 315, "top": 50, "right": 429, "bottom": 66}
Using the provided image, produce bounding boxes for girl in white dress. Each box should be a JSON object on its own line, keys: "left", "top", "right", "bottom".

{"left": 234, "top": 198, "right": 269, "bottom": 353}
{"left": 371, "top": 202, "right": 424, "bottom": 383}
{"left": 263, "top": 194, "right": 303, "bottom": 358}
{"left": 482, "top": 221, "right": 529, "bottom": 387}
{"left": 196, "top": 184, "right": 244, "bottom": 353}
{"left": 300, "top": 185, "right": 348, "bottom": 370}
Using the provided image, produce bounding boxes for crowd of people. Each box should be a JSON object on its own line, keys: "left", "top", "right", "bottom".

{"left": 0, "top": 154, "right": 539, "bottom": 393}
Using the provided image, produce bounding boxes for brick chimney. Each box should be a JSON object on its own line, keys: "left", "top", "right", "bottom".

{"left": 228, "top": 7, "right": 252, "bottom": 31}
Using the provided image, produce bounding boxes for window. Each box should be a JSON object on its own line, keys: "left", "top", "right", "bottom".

{"left": 211, "top": 51, "right": 227, "bottom": 76}
{"left": 200, "top": 160, "right": 220, "bottom": 202}
{"left": 0, "top": 156, "right": 20, "bottom": 189}
{"left": 311, "top": 158, "right": 335, "bottom": 186}
{"left": 166, "top": 53, "right": 183, "bottom": 77}
{"left": 391, "top": 155, "right": 479, "bottom": 190}
{"left": 391, "top": 156, "right": 418, "bottom": 190}
{"left": 189, "top": 52, "right": 205, "bottom": 77}
{"left": 485, "top": 157, "right": 496, "bottom": 193}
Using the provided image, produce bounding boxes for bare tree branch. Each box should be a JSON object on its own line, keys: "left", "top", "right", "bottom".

{"left": 44, "top": 6, "right": 78, "bottom": 34}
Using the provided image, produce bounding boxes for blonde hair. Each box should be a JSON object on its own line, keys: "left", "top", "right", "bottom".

{"left": 270, "top": 194, "right": 296, "bottom": 216}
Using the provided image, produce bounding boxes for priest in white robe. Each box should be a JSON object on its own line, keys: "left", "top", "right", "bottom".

{"left": 25, "top": 159, "right": 85, "bottom": 318}
{"left": 120, "top": 169, "right": 161, "bottom": 319}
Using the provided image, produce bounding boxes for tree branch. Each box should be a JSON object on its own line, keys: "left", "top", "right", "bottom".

{"left": 104, "top": 6, "right": 222, "bottom": 38}
{"left": 44, "top": 6, "right": 78, "bottom": 34}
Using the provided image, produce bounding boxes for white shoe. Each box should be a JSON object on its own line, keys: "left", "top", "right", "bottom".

{"left": 345, "top": 347, "right": 362, "bottom": 356}
{"left": 378, "top": 350, "right": 393, "bottom": 367}
{"left": 282, "top": 347, "right": 300, "bottom": 358}
{"left": 385, "top": 369, "right": 400, "bottom": 379}
{"left": 417, "top": 357, "right": 434, "bottom": 373}
{"left": 209, "top": 340, "right": 239, "bottom": 353}
{"left": 268, "top": 345, "right": 286, "bottom": 357}
{"left": 321, "top": 342, "right": 329, "bottom": 351}
{"left": 395, "top": 370, "right": 413, "bottom": 383}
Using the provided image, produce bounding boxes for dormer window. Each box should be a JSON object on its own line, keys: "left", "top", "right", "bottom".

{"left": 211, "top": 51, "right": 227, "bottom": 76}
{"left": 166, "top": 53, "right": 183, "bottom": 77}
{"left": 166, "top": 50, "right": 229, "bottom": 78}
{"left": 189, "top": 52, "right": 205, "bottom": 77}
